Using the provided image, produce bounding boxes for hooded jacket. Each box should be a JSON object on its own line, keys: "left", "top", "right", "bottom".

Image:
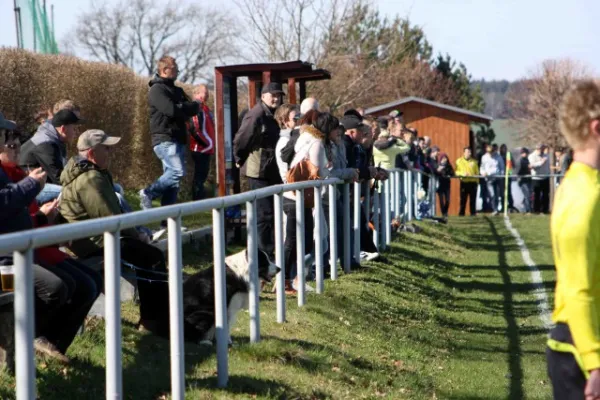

{"left": 148, "top": 74, "right": 200, "bottom": 147}
{"left": 19, "top": 121, "right": 67, "bottom": 184}
{"left": 59, "top": 156, "right": 138, "bottom": 258}
{"left": 373, "top": 136, "right": 410, "bottom": 170}
{"left": 233, "top": 101, "right": 282, "bottom": 183}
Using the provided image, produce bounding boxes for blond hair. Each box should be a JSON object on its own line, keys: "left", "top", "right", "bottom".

{"left": 274, "top": 103, "right": 299, "bottom": 129}
{"left": 194, "top": 84, "right": 208, "bottom": 95}
{"left": 52, "top": 99, "right": 80, "bottom": 114}
{"left": 559, "top": 80, "right": 600, "bottom": 150}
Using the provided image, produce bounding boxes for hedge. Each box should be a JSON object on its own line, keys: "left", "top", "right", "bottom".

{"left": 0, "top": 48, "right": 213, "bottom": 194}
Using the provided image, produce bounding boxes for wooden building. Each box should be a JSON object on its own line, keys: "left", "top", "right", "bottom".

{"left": 365, "top": 97, "right": 493, "bottom": 216}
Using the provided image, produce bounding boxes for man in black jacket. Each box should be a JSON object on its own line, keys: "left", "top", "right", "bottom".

{"left": 139, "top": 56, "right": 199, "bottom": 211}
{"left": 233, "top": 82, "right": 284, "bottom": 256}
{"left": 20, "top": 108, "right": 83, "bottom": 204}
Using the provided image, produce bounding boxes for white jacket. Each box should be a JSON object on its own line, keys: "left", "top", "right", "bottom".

{"left": 481, "top": 152, "right": 505, "bottom": 176}
{"left": 528, "top": 152, "right": 550, "bottom": 179}
{"left": 275, "top": 128, "right": 293, "bottom": 183}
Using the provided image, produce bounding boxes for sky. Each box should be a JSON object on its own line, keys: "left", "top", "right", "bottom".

{"left": 1, "top": 0, "right": 598, "bottom": 81}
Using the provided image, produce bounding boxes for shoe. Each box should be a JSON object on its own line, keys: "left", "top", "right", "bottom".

{"left": 34, "top": 337, "right": 69, "bottom": 364}
{"left": 137, "top": 319, "right": 157, "bottom": 333}
{"left": 152, "top": 228, "right": 166, "bottom": 242}
{"left": 491, "top": 211, "right": 499, "bottom": 216}
{"left": 292, "top": 280, "right": 315, "bottom": 292}
{"left": 360, "top": 251, "right": 380, "bottom": 261}
{"left": 139, "top": 189, "right": 152, "bottom": 210}
{"left": 284, "top": 280, "right": 297, "bottom": 295}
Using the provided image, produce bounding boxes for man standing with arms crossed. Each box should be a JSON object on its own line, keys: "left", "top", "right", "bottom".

{"left": 455, "top": 146, "right": 479, "bottom": 216}
{"left": 139, "top": 56, "right": 199, "bottom": 211}
{"left": 547, "top": 80, "right": 600, "bottom": 400}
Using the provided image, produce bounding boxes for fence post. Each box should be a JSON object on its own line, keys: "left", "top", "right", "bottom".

{"left": 385, "top": 179, "right": 392, "bottom": 247}
{"left": 246, "top": 199, "right": 260, "bottom": 342}
{"left": 429, "top": 175, "right": 436, "bottom": 216}
{"left": 328, "top": 184, "right": 338, "bottom": 280}
{"left": 274, "top": 193, "right": 285, "bottom": 323}
{"left": 407, "top": 172, "right": 413, "bottom": 221}
{"left": 390, "top": 172, "right": 395, "bottom": 219}
{"left": 167, "top": 216, "right": 185, "bottom": 400}
{"left": 343, "top": 183, "right": 351, "bottom": 273}
{"left": 212, "top": 208, "right": 228, "bottom": 388}
{"left": 395, "top": 172, "right": 401, "bottom": 220}
{"left": 372, "top": 187, "right": 380, "bottom": 250}
{"left": 353, "top": 181, "right": 361, "bottom": 263}
{"left": 14, "top": 248, "right": 36, "bottom": 400}
{"left": 295, "top": 190, "right": 306, "bottom": 306}
{"left": 104, "top": 231, "right": 122, "bottom": 400}
{"left": 379, "top": 188, "right": 386, "bottom": 250}
{"left": 314, "top": 186, "right": 324, "bottom": 294}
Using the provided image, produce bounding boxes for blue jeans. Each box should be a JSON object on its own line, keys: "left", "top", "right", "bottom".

{"left": 145, "top": 142, "right": 185, "bottom": 206}
{"left": 486, "top": 178, "right": 501, "bottom": 212}
{"left": 519, "top": 181, "right": 532, "bottom": 212}
{"left": 36, "top": 183, "right": 62, "bottom": 205}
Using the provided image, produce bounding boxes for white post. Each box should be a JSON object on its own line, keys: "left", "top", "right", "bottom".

{"left": 405, "top": 171, "right": 411, "bottom": 221}
{"left": 246, "top": 200, "right": 260, "bottom": 342}
{"left": 274, "top": 193, "right": 285, "bottom": 323}
{"left": 328, "top": 184, "right": 338, "bottom": 281}
{"left": 395, "top": 172, "right": 401, "bottom": 219}
{"left": 212, "top": 208, "right": 228, "bottom": 387}
{"left": 14, "top": 248, "right": 36, "bottom": 400}
{"left": 353, "top": 181, "right": 361, "bottom": 263}
{"left": 314, "top": 186, "right": 324, "bottom": 294}
{"left": 390, "top": 172, "right": 396, "bottom": 218}
{"left": 343, "top": 183, "right": 351, "bottom": 273}
{"left": 407, "top": 172, "right": 414, "bottom": 221}
{"left": 379, "top": 189, "right": 386, "bottom": 250}
{"left": 104, "top": 231, "right": 122, "bottom": 400}
{"left": 168, "top": 216, "right": 185, "bottom": 400}
{"left": 385, "top": 179, "right": 392, "bottom": 246}
{"left": 295, "top": 190, "right": 306, "bottom": 306}
{"left": 372, "top": 188, "right": 380, "bottom": 250}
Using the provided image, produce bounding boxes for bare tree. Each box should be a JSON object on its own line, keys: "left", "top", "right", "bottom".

{"left": 506, "top": 59, "right": 593, "bottom": 148}
{"left": 68, "top": 0, "right": 237, "bottom": 83}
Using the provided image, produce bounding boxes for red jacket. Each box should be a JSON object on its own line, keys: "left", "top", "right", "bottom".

{"left": 188, "top": 102, "right": 215, "bottom": 155}
{"left": 1, "top": 162, "right": 67, "bottom": 265}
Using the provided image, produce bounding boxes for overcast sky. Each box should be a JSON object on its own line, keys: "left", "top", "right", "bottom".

{"left": 1, "top": 0, "right": 598, "bottom": 81}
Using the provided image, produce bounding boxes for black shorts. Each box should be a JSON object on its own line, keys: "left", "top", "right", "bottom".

{"left": 546, "top": 323, "right": 586, "bottom": 399}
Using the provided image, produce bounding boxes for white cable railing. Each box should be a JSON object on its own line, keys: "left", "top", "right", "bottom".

{"left": 0, "top": 168, "right": 434, "bottom": 399}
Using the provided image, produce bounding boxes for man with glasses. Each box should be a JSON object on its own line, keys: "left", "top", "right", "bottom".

{"left": 139, "top": 55, "right": 200, "bottom": 214}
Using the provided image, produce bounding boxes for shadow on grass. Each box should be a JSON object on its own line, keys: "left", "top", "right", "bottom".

{"left": 188, "top": 375, "right": 320, "bottom": 399}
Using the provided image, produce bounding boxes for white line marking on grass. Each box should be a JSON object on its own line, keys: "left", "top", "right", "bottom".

{"left": 503, "top": 215, "right": 553, "bottom": 329}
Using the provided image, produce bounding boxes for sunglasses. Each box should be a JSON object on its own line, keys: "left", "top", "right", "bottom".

{"left": 5, "top": 143, "right": 19, "bottom": 150}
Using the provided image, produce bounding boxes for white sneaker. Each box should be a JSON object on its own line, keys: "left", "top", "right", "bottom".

{"left": 139, "top": 189, "right": 153, "bottom": 210}
{"left": 361, "top": 251, "right": 380, "bottom": 261}
{"left": 292, "top": 280, "right": 315, "bottom": 292}
{"left": 152, "top": 229, "right": 166, "bottom": 242}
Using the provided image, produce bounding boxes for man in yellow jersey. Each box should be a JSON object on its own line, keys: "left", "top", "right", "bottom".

{"left": 548, "top": 80, "right": 600, "bottom": 399}
{"left": 455, "top": 146, "right": 480, "bottom": 216}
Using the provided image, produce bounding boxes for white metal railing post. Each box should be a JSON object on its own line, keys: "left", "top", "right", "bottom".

{"left": 212, "top": 208, "right": 228, "bottom": 387}
{"left": 274, "top": 193, "right": 285, "bottom": 323}
{"left": 295, "top": 190, "right": 306, "bottom": 306}
{"left": 246, "top": 200, "right": 260, "bottom": 342}
{"left": 314, "top": 186, "right": 324, "bottom": 294}
{"left": 395, "top": 171, "right": 401, "bottom": 219}
{"left": 405, "top": 171, "right": 411, "bottom": 221}
{"left": 14, "top": 248, "right": 36, "bottom": 400}
{"left": 353, "top": 181, "right": 361, "bottom": 263}
{"left": 167, "top": 216, "right": 185, "bottom": 400}
{"left": 343, "top": 183, "right": 351, "bottom": 273}
{"left": 390, "top": 172, "right": 395, "bottom": 218}
{"left": 379, "top": 188, "right": 386, "bottom": 250}
{"left": 328, "top": 184, "right": 338, "bottom": 280}
{"left": 364, "top": 182, "right": 371, "bottom": 229}
{"left": 385, "top": 179, "right": 392, "bottom": 247}
{"left": 407, "top": 172, "right": 414, "bottom": 221}
{"left": 372, "top": 187, "right": 380, "bottom": 250}
{"left": 104, "top": 231, "right": 122, "bottom": 400}
{"left": 429, "top": 175, "right": 435, "bottom": 216}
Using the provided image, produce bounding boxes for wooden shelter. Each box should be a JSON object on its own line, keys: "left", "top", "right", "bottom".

{"left": 365, "top": 97, "right": 493, "bottom": 216}
{"left": 213, "top": 61, "right": 331, "bottom": 197}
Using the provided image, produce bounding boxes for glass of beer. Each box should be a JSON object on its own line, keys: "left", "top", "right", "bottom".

{"left": 0, "top": 266, "right": 14, "bottom": 292}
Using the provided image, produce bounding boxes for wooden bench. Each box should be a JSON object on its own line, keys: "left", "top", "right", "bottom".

{"left": 0, "top": 292, "right": 14, "bottom": 372}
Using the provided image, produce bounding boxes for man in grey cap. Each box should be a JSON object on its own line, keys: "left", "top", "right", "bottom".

{"left": 233, "top": 81, "right": 285, "bottom": 256}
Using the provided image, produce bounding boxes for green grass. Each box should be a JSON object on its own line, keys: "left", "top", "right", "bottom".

{"left": 0, "top": 215, "right": 555, "bottom": 399}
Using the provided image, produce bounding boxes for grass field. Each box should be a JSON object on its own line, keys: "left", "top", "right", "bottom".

{"left": 0, "top": 215, "right": 555, "bottom": 399}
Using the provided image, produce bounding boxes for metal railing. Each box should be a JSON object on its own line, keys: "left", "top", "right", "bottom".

{"left": 0, "top": 168, "right": 434, "bottom": 399}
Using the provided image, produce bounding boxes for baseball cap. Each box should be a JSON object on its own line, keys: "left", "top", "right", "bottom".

{"left": 340, "top": 115, "right": 366, "bottom": 130}
{"left": 261, "top": 82, "right": 284, "bottom": 95}
{"left": 0, "top": 112, "right": 17, "bottom": 130}
{"left": 52, "top": 109, "right": 84, "bottom": 127}
{"left": 389, "top": 110, "right": 403, "bottom": 118}
{"left": 77, "top": 129, "right": 121, "bottom": 151}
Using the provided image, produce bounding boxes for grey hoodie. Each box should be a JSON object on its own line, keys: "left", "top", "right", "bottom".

{"left": 19, "top": 121, "right": 67, "bottom": 184}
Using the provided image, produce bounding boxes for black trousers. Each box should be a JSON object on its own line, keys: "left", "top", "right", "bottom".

{"left": 547, "top": 323, "right": 586, "bottom": 399}
{"left": 35, "top": 259, "right": 102, "bottom": 353}
{"left": 248, "top": 178, "right": 276, "bottom": 256}
{"left": 532, "top": 178, "right": 550, "bottom": 213}
{"left": 191, "top": 152, "right": 211, "bottom": 201}
{"left": 459, "top": 181, "right": 478, "bottom": 216}
{"left": 283, "top": 198, "right": 313, "bottom": 280}
{"left": 437, "top": 185, "right": 450, "bottom": 216}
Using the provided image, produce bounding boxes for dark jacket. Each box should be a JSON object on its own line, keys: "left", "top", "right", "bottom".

{"left": 233, "top": 102, "right": 282, "bottom": 182}
{"left": 59, "top": 156, "right": 139, "bottom": 258}
{"left": 435, "top": 158, "right": 454, "bottom": 190}
{"left": 342, "top": 135, "right": 370, "bottom": 180}
{"left": 148, "top": 75, "right": 199, "bottom": 147}
{"left": 517, "top": 156, "right": 531, "bottom": 184}
{"left": 19, "top": 121, "right": 67, "bottom": 184}
{"left": 0, "top": 164, "right": 41, "bottom": 264}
